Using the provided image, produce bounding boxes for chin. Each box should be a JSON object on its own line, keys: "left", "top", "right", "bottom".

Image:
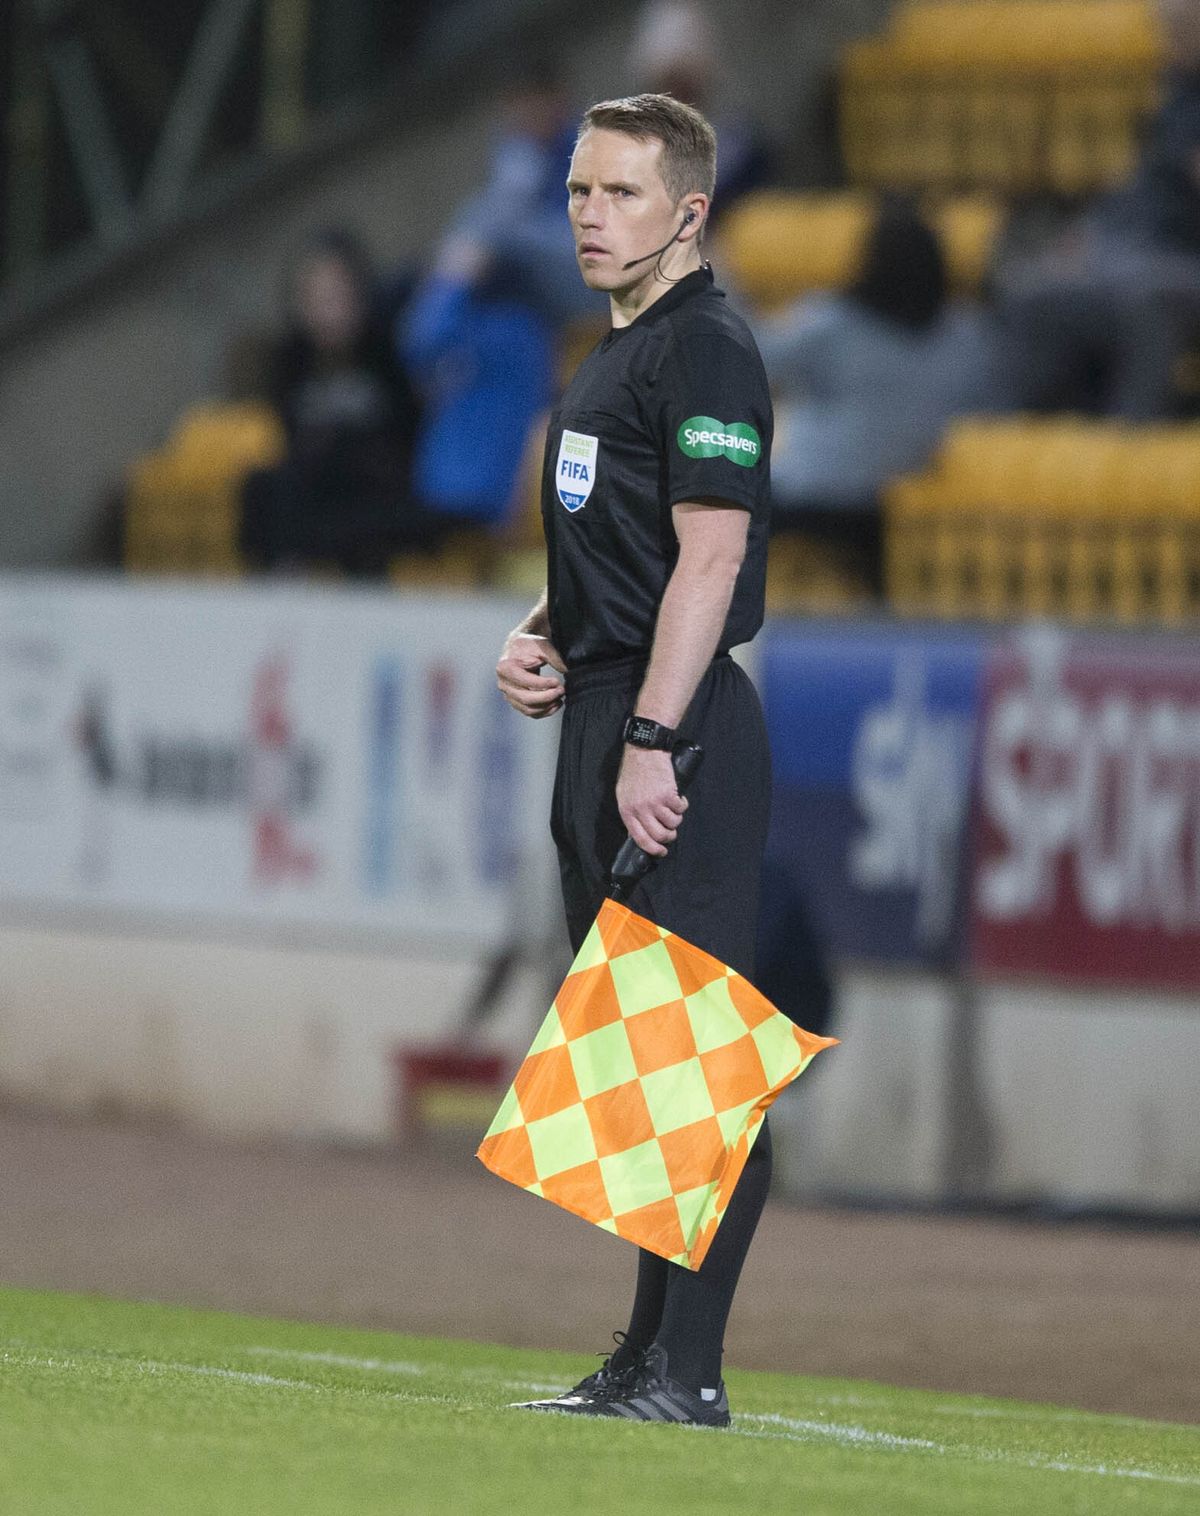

{"left": 577, "top": 264, "right": 618, "bottom": 291}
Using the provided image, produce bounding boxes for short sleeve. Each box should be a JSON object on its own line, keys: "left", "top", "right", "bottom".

{"left": 654, "top": 330, "right": 772, "bottom": 512}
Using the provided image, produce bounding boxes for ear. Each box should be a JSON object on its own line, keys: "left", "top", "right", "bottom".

{"left": 678, "top": 195, "right": 709, "bottom": 241}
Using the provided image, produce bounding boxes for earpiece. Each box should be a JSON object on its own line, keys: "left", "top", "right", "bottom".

{"left": 683, "top": 211, "right": 697, "bottom": 225}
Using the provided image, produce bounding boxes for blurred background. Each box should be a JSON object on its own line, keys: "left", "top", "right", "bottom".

{"left": 1, "top": 0, "right": 1199, "bottom": 1419}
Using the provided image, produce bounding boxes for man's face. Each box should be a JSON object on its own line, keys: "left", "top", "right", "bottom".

{"left": 567, "top": 129, "right": 681, "bottom": 292}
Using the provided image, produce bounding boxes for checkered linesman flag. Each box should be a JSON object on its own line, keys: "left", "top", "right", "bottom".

{"left": 478, "top": 899, "right": 837, "bottom": 1270}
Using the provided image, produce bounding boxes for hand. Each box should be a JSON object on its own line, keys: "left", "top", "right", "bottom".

{"left": 616, "top": 746, "right": 688, "bottom": 858}
{"left": 496, "top": 632, "right": 567, "bottom": 719}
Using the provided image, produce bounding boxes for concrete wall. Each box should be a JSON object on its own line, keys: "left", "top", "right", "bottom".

{"left": 0, "top": 921, "right": 543, "bottom": 1144}
{"left": 0, "top": 0, "right": 893, "bottom": 567}
{"left": 4, "top": 918, "right": 1196, "bottom": 1214}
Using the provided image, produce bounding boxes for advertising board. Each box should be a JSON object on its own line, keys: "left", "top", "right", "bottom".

{"left": 0, "top": 579, "right": 558, "bottom": 949}
{"left": 970, "top": 625, "right": 1200, "bottom": 989}
{"left": 761, "top": 621, "right": 987, "bottom": 968}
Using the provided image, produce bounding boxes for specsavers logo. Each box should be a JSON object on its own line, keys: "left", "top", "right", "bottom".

{"left": 677, "top": 416, "right": 761, "bottom": 468}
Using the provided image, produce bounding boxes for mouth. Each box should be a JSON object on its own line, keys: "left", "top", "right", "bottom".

{"left": 577, "top": 243, "right": 608, "bottom": 258}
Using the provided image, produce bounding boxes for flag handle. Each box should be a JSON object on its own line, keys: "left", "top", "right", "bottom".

{"left": 608, "top": 741, "right": 705, "bottom": 902}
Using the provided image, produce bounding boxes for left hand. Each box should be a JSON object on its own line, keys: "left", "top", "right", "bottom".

{"left": 616, "top": 747, "right": 688, "bottom": 858}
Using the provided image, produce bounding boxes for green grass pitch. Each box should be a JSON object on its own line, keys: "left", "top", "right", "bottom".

{"left": 1, "top": 1285, "right": 1197, "bottom": 1515}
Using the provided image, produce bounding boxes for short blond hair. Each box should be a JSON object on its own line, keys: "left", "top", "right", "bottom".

{"left": 578, "top": 93, "right": 717, "bottom": 203}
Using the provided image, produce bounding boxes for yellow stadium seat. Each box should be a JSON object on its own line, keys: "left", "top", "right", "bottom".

{"left": 840, "top": 1, "right": 1164, "bottom": 195}
{"left": 718, "top": 192, "right": 875, "bottom": 309}
{"left": 124, "top": 401, "right": 286, "bottom": 576}
{"left": 889, "top": 2, "right": 1161, "bottom": 69}
{"left": 718, "top": 191, "right": 1003, "bottom": 309}
{"left": 765, "top": 532, "right": 875, "bottom": 616}
{"left": 885, "top": 416, "right": 1200, "bottom": 626}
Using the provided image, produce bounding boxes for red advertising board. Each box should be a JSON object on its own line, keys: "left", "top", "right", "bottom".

{"left": 970, "top": 627, "right": 1200, "bottom": 989}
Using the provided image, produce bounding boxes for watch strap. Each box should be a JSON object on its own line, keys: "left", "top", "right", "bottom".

{"left": 623, "top": 715, "right": 677, "bottom": 750}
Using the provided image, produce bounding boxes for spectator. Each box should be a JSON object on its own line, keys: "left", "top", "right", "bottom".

{"left": 401, "top": 238, "right": 556, "bottom": 534}
{"left": 629, "top": 0, "right": 774, "bottom": 218}
{"left": 755, "top": 199, "right": 1007, "bottom": 589}
{"left": 451, "top": 55, "right": 606, "bottom": 330}
{"left": 997, "top": 2, "right": 1200, "bottom": 419}
{"left": 240, "top": 229, "right": 424, "bottom": 577}
{"left": 400, "top": 60, "right": 607, "bottom": 536}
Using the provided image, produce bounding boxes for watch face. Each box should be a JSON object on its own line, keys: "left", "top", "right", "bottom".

{"left": 626, "top": 716, "right": 672, "bottom": 748}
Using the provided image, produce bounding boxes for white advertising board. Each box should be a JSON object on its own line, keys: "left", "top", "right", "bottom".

{"left": 0, "top": 577, "right": 560, "bottom": 949}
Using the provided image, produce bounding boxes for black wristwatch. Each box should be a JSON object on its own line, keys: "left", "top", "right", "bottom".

{"left": 623, "top": 715, "right": 677, "bottom": 750}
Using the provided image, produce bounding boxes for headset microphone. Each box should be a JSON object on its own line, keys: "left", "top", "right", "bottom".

{"left": 621, "top": 210, "right": 699, "bottom": 271}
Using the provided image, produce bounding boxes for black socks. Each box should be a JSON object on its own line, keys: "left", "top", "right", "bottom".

{"left": 620, "top": 1114, "right": 774, "bottom": 1393}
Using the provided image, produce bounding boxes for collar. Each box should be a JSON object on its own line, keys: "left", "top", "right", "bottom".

{"left": 610, "top": 264, "right": 718, "bottom": 337}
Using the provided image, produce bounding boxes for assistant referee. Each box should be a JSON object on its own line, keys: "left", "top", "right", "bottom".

{"left": 496, "top": 93, "right": 773, "bottom": 1428}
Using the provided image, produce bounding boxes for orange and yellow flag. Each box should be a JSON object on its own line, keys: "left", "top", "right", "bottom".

{"left": 478, "top": 899, "right": 837, "bottom": 1271}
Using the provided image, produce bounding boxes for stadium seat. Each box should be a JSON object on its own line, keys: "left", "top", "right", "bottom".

{"left": 124, "top": 401, "right": 286, "bottom": 576}
{"left": 717, "top": 192, "right": 875, "bottom": 309}
{"left": 718, "top": 191, "right": 1005, "bottom": 307}
{"left": 765, "top": 531, "right": 876, "bottom": 617}
{"left": 840, "top": 1, "right": 1164, "bottom": 195}
{"left": 885, "top": 417, "right": 1200, "bottom": 625}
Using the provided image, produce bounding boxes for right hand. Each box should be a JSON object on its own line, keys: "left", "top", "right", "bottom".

{"left": 497, "top": 632, "right": 567, "bottom": 719}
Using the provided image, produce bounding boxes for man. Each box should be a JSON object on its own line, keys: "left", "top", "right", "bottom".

{"left": 998, "top": 2, "right": 1200, "bottom": 419}
{"left": 496, "top": 94, "right": 773, "bottom": 1428}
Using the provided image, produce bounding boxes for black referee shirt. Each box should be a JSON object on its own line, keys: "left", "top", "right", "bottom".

{"left": 542, "top": 265, "right": 773, "bottom": 668}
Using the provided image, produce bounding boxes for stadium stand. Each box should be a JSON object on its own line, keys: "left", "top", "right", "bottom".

{"left": 886, "top": 416, "right": 1200, "bottom": 623}
{"left": 64, "top": 1, "right": 1200, "bottom": 631}
{"left": 840, "top": 1, "right": 1165, "bottom": 194}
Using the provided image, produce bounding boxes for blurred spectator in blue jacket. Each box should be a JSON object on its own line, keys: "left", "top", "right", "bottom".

{"left": 629, "top": 0, "right": 774, "bottom": 219}
{"left": 402, "top": 238, "right": 556, "bottom": 532}
{"left": 240, "top": 228, "right": 426, "bottom": 576}
{"left": 997, "top": 2, "right": 1200, "bottom": 419}
{"left": 401, "top": 58, "right": 606, "bottom": 533}
{"left": 756, "top": 200, "right": 1006, "bottom": 576}
{"left": 450, "top": 55, "right": 606, "bottom": 329}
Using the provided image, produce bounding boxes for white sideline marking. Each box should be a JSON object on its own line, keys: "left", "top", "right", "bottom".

{"left": 739, "top": 1413, "right": 940, "bottom": 1451}
{"left": 245, "top": 1345, "right": 1200, "bottom": 1487}
{"left": 247, "top": 1346, "right": 427, "bottom": 1377}
{"left": 2, "top": 1348, "right": 322, "bottom": 1393}
{"left": 247, "top": 1344, "right": 566, "bottom": 1396}
{"left": 10, "top": 1343, "right": 1196, "bottom": 1490}
{"left": 805, "top": 1390, "right": 1196, "bottom": 1433}
{"left": 0, "top": 1347, "right": 460, "bottom": 1410}
{"left": 732, "top": 1413, "right": 1200, "bottom": 1489}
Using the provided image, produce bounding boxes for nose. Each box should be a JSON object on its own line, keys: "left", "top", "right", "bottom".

{"left": 575, "top": 194, "right": 602, "bottom": 228}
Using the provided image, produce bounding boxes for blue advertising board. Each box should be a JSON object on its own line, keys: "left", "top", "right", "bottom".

{"left": 761, "top": 620, "right": 990, "bottom": 968}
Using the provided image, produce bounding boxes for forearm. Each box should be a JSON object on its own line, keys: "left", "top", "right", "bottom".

{"left": 510, "top": 588, "right": 552, "bottom": 640}
{"left": 635, "top": 555, "right": 739, "bottom": 728}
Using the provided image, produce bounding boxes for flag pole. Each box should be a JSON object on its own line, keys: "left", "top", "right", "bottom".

{"left": 608, "top": 742, "right": 704, "bottom": 903}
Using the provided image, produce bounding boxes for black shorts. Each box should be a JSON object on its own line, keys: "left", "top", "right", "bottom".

{"left": 550, "top": 652, "right": 772, "bottom": 980}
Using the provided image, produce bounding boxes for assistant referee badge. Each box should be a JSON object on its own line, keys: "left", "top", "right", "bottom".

{"left": 556, "top": 429, "right": 599, "bottom": 511}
